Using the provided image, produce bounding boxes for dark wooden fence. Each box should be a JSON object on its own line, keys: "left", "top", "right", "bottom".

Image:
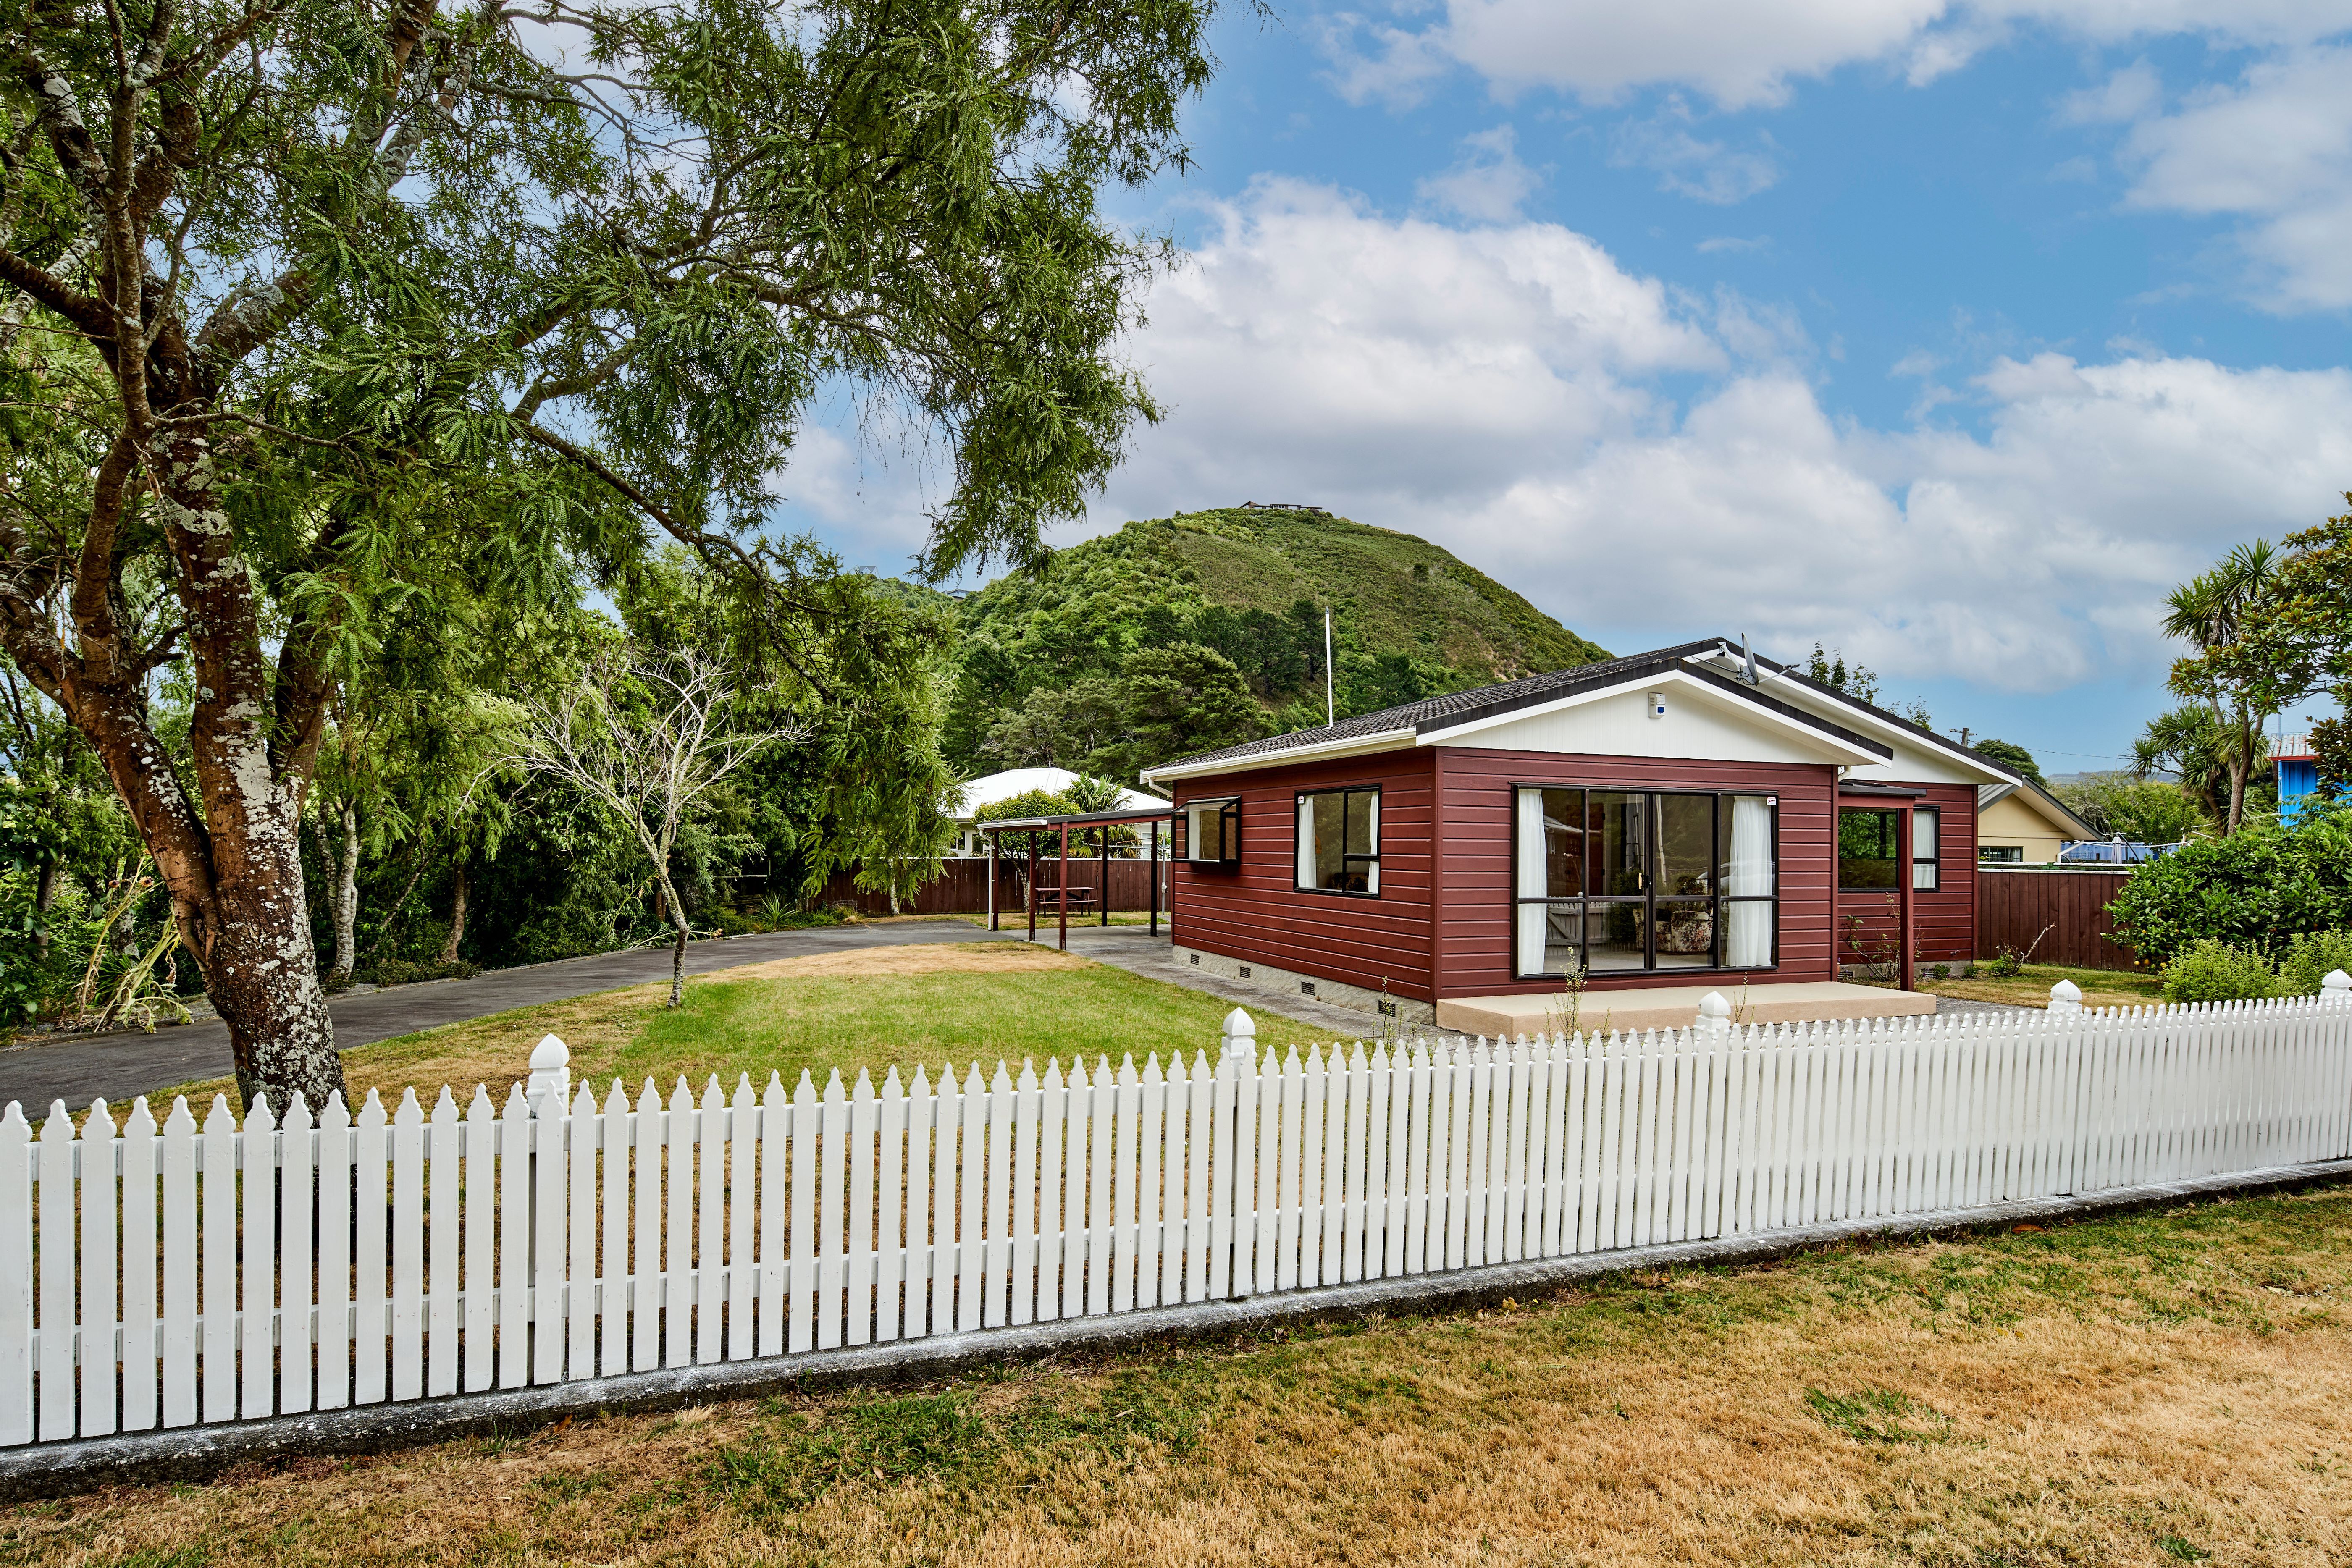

{"left": 815, "top": 857, "right": 1170, "bottom": 918}
{"left": 1977, "top": 867, "right": 2144, "bottom": 970}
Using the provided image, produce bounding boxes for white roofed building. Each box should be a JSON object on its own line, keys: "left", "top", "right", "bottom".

{"left": 946, "top": 768, "right": 1163, "bottom": 856}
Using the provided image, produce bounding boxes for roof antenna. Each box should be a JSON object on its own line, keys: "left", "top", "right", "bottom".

{"left": 1741, "top": 633, "right": 1759, "bottom": 687}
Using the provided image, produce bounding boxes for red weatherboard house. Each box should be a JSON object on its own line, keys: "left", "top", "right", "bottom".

{"left": 1139, "top": 639, "right": 2026, "bottom": 1035}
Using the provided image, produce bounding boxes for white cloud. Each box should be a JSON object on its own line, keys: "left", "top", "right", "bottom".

{"left": 1610, "top": 107, "right": 1782, "bottom": 203}
{"left": 1318, "top": 0, "right": 2352, "bottom": 110}
{"left": 2058, "top": 59, "right": 2163, "bottom": 123}
{"left": 1415, "top": 125, "right": 1545, "bottom": 221}
{"left": 1696, "top": 234, "right": 1772, "bottom": 253}
{"left": 1097, "top": 181, "right": 2352, "bottom": 690}
{"left": 2108, "top": 45, "right": 2352, "bottom": 309}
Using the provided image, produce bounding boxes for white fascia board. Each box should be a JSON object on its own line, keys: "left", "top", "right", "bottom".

{"left": 1140, "top": 727, "right": 1417, "bottom": 786}
{"left": 1417, "top": 667, "right": 1890, "bottom": 766}
{"left": 1681, "top": 649, "right": 2017, "bottom": 785}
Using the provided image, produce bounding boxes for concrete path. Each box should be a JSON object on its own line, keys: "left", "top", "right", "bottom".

{"left": 0, "top": 921, "right": 1018, "bottom": 1113}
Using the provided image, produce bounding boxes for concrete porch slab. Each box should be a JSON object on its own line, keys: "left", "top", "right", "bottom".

{"left": 1436, "top": 981, "right": 1937, "bottom": 1038}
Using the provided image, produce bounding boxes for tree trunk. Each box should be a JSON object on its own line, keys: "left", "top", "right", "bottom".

{"left": 438, "top": 857, "right": 470, "bottom": 965}
{"left": 330, "top": 802, "right": 360, "bottom": 981}
{"left": 656, "top": 869, "right": 691, "bottom": 1007}
{"left": 32, "top": 857, "right": 55, "bottom": 960}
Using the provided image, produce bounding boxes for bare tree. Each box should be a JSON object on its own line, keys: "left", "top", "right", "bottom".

{"left": 498, "top": 651, "right": 797, "bottom": 1006}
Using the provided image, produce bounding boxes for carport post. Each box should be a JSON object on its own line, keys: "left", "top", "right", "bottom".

{"left": 1100, "top": 826, "right": 1109, "bottom": 927}
{"left": 987, "top": 830, "right": 998, "bottom": 931}
{"left": 1148, "top": 820, "right": 1160, "bottom": 936}
{"left": 1026, "top": 836, "right": 1038, "bottom": 943}
{"left": 1898, "top": 802, "right": 1915, "bottom": 993}
{"left": 1058, "top": 823, "right": 1071, "bottom": 951}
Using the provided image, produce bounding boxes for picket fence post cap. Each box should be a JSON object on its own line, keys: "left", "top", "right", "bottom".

{"left": 2050, "top": 980, "right": 2082, "bottom": 1002}
{"left": 1696, "top": 992, "right": 1732, "bottom": 1024}
{"left": 2325, "top": 969, "right": 2352, "bottom": 994}
{"left": 530, "top": 1034, "right": 570, "bottom": 1072}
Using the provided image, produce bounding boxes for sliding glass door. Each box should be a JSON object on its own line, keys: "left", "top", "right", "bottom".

{"left": 1515, "top": 786, "right": 1779, "bottom": 978}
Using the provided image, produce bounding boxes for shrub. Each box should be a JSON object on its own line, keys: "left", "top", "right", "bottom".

{"left": 2277, "top": 929, "right": 2352, "bottom": 996}
{"left": 367, "top": 957, "right": 482, "bottom": 987}
{"left": 2159, "top": 941, "right": 2281, "bottom": 1004}
{"left": 708, "top": 907, "right": 759, "bottom": 937}
{"left": 1986, "top": 951, "right": 2021, "bottom": 978}
{"left": 2109, "top": 804, "right": 2352, "bottom": 965}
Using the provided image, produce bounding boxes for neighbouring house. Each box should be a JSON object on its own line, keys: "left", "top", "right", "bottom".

{"left": 2276, "top": 733, "right": 2319, "bottom": 821}
{"left": 1139, "top": 638, "right": 2028, "bottom": 1035}
{"left": 946, "top": 768, "right": 1163, "bottom": 857}
{"left": 1976, "top": 779, "right": 2096, "bottom": 864}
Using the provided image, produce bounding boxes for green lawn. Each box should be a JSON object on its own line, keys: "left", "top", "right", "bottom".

{"left": 159, "top": 943, "right": 1347, "bottom": 1113}
{"left": 1926, "top": 960, "right": 2166, "bottom": 1010}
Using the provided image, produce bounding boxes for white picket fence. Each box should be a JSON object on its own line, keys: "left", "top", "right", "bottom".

{"left": 7, "top": 980, "right": 2352, "bottom": 1448}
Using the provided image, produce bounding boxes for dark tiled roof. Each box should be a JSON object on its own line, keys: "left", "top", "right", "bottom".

{"left": 1148, "top": 640, "right": 1743, "bottom": 773}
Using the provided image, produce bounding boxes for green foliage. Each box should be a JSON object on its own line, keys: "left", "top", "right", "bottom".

{"left": 2108, "top": 806, "right": 2352, "bottom": 964}
{"left": 2160, "top": 940, "right": 2284, "bottom": 1004}
{"left": 946, "top": 508, "right": 1609, "bottom": 771}
{"left": 366, "top": 958, "right": 483, "bottom": 988}
{"left": 2054, "top": 772, "right": 2209, "bottom": 844}
{"left": 2157, "top": 542, "right": 2294, "bottom": 836}
{"left": 1970, "top": 737, "right": 2044, "bottom": 787}
{"left": 2131, "top": 707, "right": 2249, "bottom": 828}
{"left": 1802, "top": 643, "right": 1931, "bottom": 727}
{"left": 2276, "top": 929, "right": 2352, "bottom": 995}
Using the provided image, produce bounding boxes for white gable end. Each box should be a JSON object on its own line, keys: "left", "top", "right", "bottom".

{"left": 1428, "top": 676, "right": 1880, "bottom": 766}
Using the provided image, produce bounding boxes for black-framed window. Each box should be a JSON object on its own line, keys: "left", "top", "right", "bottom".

{"left": 1912, "top": 806, "right": 1940, "bottom": 890}
{"left": 1296, "top": 787, "right": 1380, "bottom": 894}
{"left": 1180, "top": 797, "right": 1241, "bottom": 866}
{"left": 1514, "top": 787, "right": 1777, "bottom": 977}
{"left": 1839, "top": 806, "right": 1939, "bottom": 891}
{"left": 1979, "top": 844, "right": 2024, "bottom": 863}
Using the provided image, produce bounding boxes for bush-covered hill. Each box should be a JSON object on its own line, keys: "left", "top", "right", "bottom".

{"left": 944, "top": 506, "right": 1610, "bottom": 782}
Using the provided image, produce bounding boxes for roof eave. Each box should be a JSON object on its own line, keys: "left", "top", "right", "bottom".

{"left": 1139, "top": 727, "right": 1419, "bottom": 786}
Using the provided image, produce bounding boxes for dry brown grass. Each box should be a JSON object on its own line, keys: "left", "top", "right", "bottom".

{"left": 13, "top": 1188, "right": 2352, "bottom": 1565}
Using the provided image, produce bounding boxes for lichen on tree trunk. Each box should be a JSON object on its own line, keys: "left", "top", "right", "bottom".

{"left": 330, "top": 802, "right": 360, "bottom": 982}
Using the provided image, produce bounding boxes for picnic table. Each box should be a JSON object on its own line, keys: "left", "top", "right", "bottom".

{"left": 1033, "top": 884, "right": 1098, "bottom": 913}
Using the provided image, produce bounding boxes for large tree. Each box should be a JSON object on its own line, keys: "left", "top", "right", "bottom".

{"left": 2162, "top": 541, "right": 2292, "bottom": 836}
{"left": 0, "top": 0, "right": 1216, "bottom": 1109}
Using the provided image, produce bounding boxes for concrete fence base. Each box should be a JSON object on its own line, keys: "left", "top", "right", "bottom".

{"left": 5, "top": 1156, "right": 2347, "bottom": 1503}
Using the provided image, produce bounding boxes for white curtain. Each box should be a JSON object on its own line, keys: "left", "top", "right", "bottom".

{"left": 1362, "top": 793, "right": 1381, "bottom": 894}
{"left": 1296, "top": 796, "right": 1316, "bottom": 889}
{"left": 1725, "top": 794, "right": 1773, "bottom": 968}
{"left": 1516, "top": 789, "right": 1546, "bottom": 975}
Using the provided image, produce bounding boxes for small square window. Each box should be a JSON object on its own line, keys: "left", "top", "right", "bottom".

{"left": 1181, "top": 797, "right": 1241, "bottom": 867}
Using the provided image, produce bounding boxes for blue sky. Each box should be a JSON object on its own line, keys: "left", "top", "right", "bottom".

{"left": 783, "top": 2, "right": 2352, "bottom": 774}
